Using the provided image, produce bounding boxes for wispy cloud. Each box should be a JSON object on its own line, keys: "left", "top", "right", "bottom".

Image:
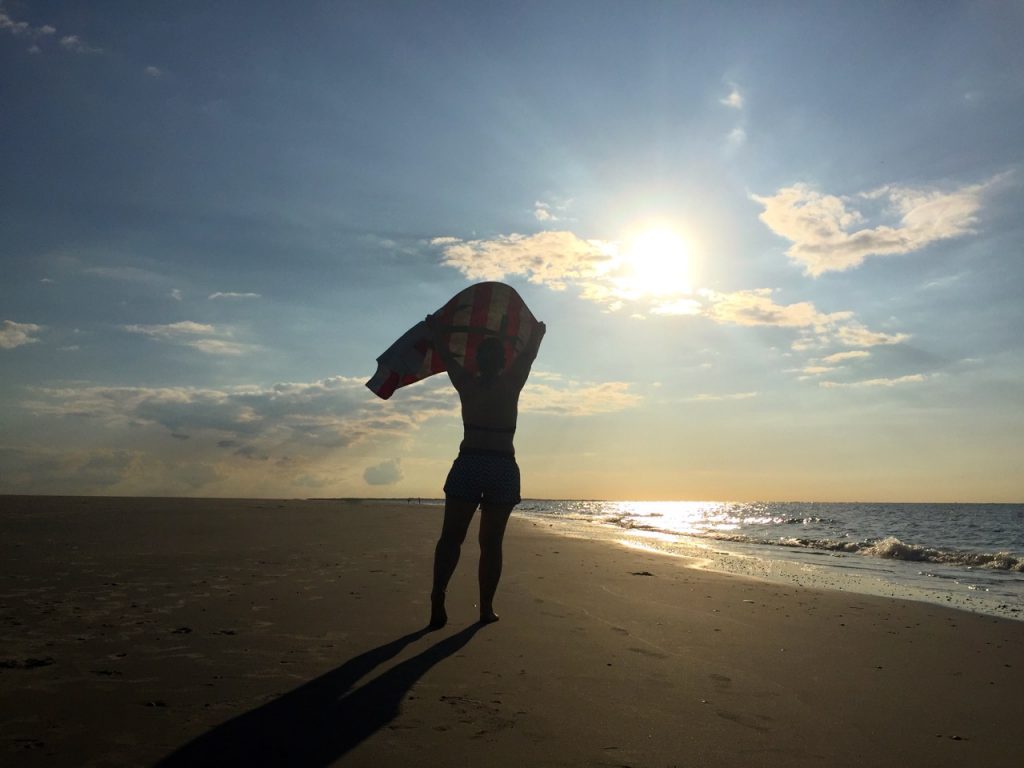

{"left": 144, "top": 65, "right": 163, "bottom": 77}
{"left": 701, "top": 288, "right": 839, "bottom": 329}
{"left": 753, "top": 177, "right": 1000, "bottom": 276}
{"left": 0, "top": 7, "right": 55, "bottom": 40}
{"left": 1, "top": 6, "right": 101, "bottom": 58}
{"left": 720, "top": 81, "right": 746, "bottom": 149}
{"left": 799, "top": 349, "right": 872, "bottom": 376}
{"left": 821, "top": 350, "right": 871, "bottom": 364}
{"left": 688, "top": 391, "right": 757, "bottom": 402}
{"left": 726, "top": 127, "right": 746, "bottom": 147}
{"left": 833, "top": 323, "right": 909, "bottom": 348}
{"left": 1, "top": 320, "right": 43, "bottom": 349}
{"left": 920, "top": 272, "right": 966, "bottom": 291}
{"left": 534, "top": 201, "right": 558, "bottom": 222}
{"left": 720, "top": 83, "right": 743, "bottom": 109}
{"left": 122, "top": 321, "right": 259, "bottom": 356}
{"left": 59, "top": 34, "right": 101, "bottom": 54}
{"left": 185, "top": 339, "right": 257, "bottom": 356}
{"left": 519, "top": 377, "right": 642, "bottom": 416}
{"left": 208, "top": 291, "right": 262, "bottom": 300}
{"left": 820, "top": 374, "right": 926, "bottom": 389}
{"left": 123, "top": 321, "right": 215, "bottom": 339}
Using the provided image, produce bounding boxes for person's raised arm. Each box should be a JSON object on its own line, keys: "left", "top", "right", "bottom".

{"left": 508, "top": 321, "right": 545, "bottom": 388}
{"left": 425, "top": 313, "right": 471, "bottom": 389}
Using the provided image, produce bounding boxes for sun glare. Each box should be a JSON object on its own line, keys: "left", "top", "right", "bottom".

{"left": 613, "top": 227, "right": 692, "bottom": 298}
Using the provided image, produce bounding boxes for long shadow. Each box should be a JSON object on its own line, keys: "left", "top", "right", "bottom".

{"left": 156, "top": 623, "right": 484, "bottom": 767}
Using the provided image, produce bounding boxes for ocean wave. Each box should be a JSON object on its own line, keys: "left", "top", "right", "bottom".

{"left": 520, "top": 504, "right": 1023, "bottom": 573}
{"left": 601, "top": 516, "right": 1023, "bottom": 572}
{"left": 782, "top": 516, "right": 835, "bottom": 525}
{"left": 737, "top": 534, "right": 1024, "bottom": 572}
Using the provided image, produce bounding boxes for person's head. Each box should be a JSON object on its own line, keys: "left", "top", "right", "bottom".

{"left": 476, "top": 337, "right": 506, "bottom": 377}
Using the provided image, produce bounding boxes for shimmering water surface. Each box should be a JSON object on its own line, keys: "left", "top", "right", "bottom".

{"left": 512, "top": 500, "right": 1024, "bottom": 620}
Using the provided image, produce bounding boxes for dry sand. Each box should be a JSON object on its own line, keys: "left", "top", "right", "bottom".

{"left": 1, "top": 495, "right": 1021, "bottom": 767}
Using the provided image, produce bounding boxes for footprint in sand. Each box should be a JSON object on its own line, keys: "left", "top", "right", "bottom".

{"left": 716, "top": 709, "right": 772, "bottom": 733}
{"left": 627, "top": 646, "right": 667, "bottom": 659}
{"left": 709, "top": 673, "right": 732, "bottom": 689}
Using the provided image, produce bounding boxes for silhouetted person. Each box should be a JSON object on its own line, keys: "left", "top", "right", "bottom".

{"left": 425, "top": 312, "right": 545, "bottom": 628}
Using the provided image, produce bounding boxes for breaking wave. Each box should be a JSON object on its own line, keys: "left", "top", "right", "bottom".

{"left": 707, "top": 532, "right": 1022, "bottom": 572}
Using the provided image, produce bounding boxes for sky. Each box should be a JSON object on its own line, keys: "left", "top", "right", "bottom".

{"left": 1, "top": 1, "right": 1022, "bottom": 502}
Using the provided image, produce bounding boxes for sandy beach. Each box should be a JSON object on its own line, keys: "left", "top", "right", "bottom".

{"left": 1, "top": 496, "right": 1021, "bottom": 767}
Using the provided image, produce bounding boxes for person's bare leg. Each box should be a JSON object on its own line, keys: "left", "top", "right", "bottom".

{"left": 478, "top": 503, "right": 514, "bottom": 623}
{"left": 430, "top": 497, "right": 477, "bottom": 629}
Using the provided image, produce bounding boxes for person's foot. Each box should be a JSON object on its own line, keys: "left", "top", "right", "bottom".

{"left": 429, "top": 592, "right": 447, "bottom": 630}
{"left": 479, "top": 609, "right": 500, "bottom": 624}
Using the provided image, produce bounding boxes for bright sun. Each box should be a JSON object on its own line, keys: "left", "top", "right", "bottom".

{"left": 614, "top": 227, "right": 692, "bottom": 297}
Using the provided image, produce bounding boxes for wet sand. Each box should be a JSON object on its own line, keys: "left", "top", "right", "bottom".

{"left": 1, "top": 495, "right": 1021, "bottom": 766}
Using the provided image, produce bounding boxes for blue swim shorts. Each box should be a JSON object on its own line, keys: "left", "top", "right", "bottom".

{"left": 443, "top": 450, "right": 521, "bottom": 506}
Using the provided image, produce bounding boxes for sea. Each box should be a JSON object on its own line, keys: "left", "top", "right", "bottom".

{"left": 510, "top": 500, "right": 1024, "bottom": 621}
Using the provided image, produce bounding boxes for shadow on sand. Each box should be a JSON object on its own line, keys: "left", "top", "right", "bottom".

{"left": 156, "top": 623, "right": 485, "bottom": 767}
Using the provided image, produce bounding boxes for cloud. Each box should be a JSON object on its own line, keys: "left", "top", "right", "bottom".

{"left": 145, "top": 65, "right": 163, "bottom": 77}
{"left": 59, "top": 34, "right": 101, "bottom": 54}
{"left": 208, "top": 292, "right": 261, "bottom": 300}
{"left": 0, "top": 9, "right": 30, "bottom": 36}
{"left": 834, "top": 323, "right": 909, "bottom": 347}
{"left": 720, "top": 83, "right": 743, "bottom": 109}
{"left": 820, "top": 350, "right": 871, "bottom": 364}
{"left": 799, "top": 349, "right": 872, "bottom": 377}
{"left": 123, "top": 321, "right": 215, "bottom": 339}
{"left": 0, "top": 4, "right": 57, "bottom": 34}
{"left": 1, "top": 7, "right": 72, "bottom": 56}
{"left": 1, "top": 320, "right": 43, "bottom": 349}
{"left": 364, "top": 459, "right": 403, "bottom": 486}
{"left": 122, "top": 321, "right": 259, "bottom": 356}
{"left": 434, "top": 231, "right": 613, "bottom": 290}
{"left": 799, "top": 366, "right": 834, "bottom": 377}
{"left": 13, "top": 370, "right": 649, "bottom": 496}
{"left": 0, "top": 447, "right": 138, "bottom": 494}
{"left": 25, "top": 375, "right": 456, "bottom": 447}
{"left": 170, "top": 288, "right": 183, "bottom": 301}
{"left": 726, "top": 127, "right": 746, "bottom": 147}
{"left": 688, "top": 392, "right": 758, "bottom": 402}
{"left": 920, "top": 273, "right": 965, "bottom": 291}
{"left": 820, "top": 374, "right": 927, "bottom": 389}
{"left": 701, "top": 288, "right": 841, "bottom": 329}
{"left": 436, "top": 228, "right": 908, "bottom": 353}
{"left": 0, "top": 446, "right": 220, "bottom": 495}
{"left": 650, "top": 299, "right": 702, "bottom": 316}
{"left": 185, "top": 339, "right": 257, "bottom": 356}
{"left": 533, "top": 199, "right": 572, "bottom": 223}
{"left": 519, "top": 376, "right": 642, "bottom": 416}
{"left": 753, "top": 178, "right": 997, "bottom": 276}
{"left": 699, "top": 289, "right": 909, "bottom": 353}
{"left": 534, "top": 201, "right": 558, "bottom": 222}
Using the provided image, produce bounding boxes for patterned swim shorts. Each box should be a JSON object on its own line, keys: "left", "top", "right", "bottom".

{"left": 443, "top": 450, "right": 521, "bottom": 506}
